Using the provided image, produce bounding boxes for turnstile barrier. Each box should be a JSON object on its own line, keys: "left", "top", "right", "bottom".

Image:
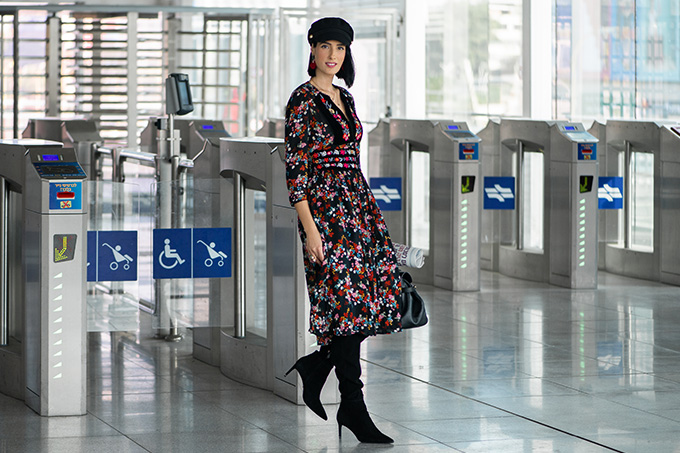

{"left": 660, "top": 125, "right": 680, "bottom": 285}
{"left": 494, "top": 120, "right": 599, "bottom": 288}
{"left": 368, "top": 118, "right": 482, "bottom": 291}
{"left": 0, "top": 139, "right": 88, "bottom": 416}
{"left": 602, "top": 120, "right": 663, "bottom": 282}
{"left": 217, "top": 136, "right": 337, "bottom": 406}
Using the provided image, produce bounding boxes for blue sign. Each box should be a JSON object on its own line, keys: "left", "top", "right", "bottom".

{"left": 459, "top": 142, "right": 479, "bottom": 161}
{"left": 599, "top": 177, "right": 624, "bottom": 209}
{"left": 153, "top": 228, "right": 232, "bottom": 279}
{"left": 578, "top": 143, "right": 597, "bottom": 161}
{"left": 49, "top": 182, "right": 83, "bottom": 211}
{"left": 193, "top": 228, "right": 231, "bottom": 278}
{"left": 484, "top": 177, "right": 515, "bottom": 210}
{"left": 87, "top": 230, "right": 138, "bottom": 282}
{"left": 87, "top": 231, "right": 97, "bottom": 282}
{"left": 370, "top": 177, "right": 402, "bottom": 211}
{"left": 154, "top": 228, "right": 192, "bottom": 279}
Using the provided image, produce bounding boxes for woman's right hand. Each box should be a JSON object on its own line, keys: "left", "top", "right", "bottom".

{"left": 305, "top": 228, "right": 326, "bottom": 266}
{"left": 293, "top": 200, "right": 326, "bottom": 266}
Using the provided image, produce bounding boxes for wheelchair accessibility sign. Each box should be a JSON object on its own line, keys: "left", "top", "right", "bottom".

{"left": 153, "top": 227, "right": 231, "bottom": 279}
{"left": 87, "top": 230, "right": 138, "bottom": 282}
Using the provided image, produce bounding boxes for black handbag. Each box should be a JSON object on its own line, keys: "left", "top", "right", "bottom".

{"left": 398, "top": 271, "right": 428, "bottom": 329}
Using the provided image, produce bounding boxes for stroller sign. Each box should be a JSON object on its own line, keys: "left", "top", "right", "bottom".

{"left": 197, "top": 240, "right": 228, "bottom": 267}
{"left": 102, "top": 243, "right": 134, "bottom": 271}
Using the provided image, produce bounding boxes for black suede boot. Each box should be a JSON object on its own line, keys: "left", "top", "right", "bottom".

{"left": 285, "top": 346, "right": 333, "bottom": 420}
{"left": 331, "top": 334, "right": 393, "bottom": 444}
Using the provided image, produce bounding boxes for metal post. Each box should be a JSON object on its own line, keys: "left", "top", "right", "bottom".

{"left": 403, "top": 140, "right": 411, "bottom": 246}
{"left": 1, "top": 177, "right": 8, "bottom": 346}
{"left": 165, "top": 114, "right": 183, "bottom": 342}
{"left": 517, "top": 140, "right": 524, "bottom": 250}
{"left": 234, "top": 172, "right": 246, "bottom": 339}
{"left": 624, "top": 141, "right": 631, "bottom": 249}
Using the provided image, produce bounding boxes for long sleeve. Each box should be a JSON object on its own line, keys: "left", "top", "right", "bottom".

{"left": 285, "top": 92, "right": 313, "bottom": 206}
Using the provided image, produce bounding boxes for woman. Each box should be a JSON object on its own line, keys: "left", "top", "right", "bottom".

{"left": 284, "top": 17, "right": 400, "bottom": 444}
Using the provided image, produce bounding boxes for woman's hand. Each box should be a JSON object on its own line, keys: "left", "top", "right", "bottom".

{"left": 293, "top": 200, "right": 326, "bottom": 265}
{"left": 305, "top": 227, "right": 326, "bottom": 265}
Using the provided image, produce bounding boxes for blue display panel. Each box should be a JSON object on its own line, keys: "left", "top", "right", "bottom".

{"left": 483, "top": 177, "right": 515, "bottom": 210}
{"left": 369, "top": 177, "right": 402, "bottom": 211}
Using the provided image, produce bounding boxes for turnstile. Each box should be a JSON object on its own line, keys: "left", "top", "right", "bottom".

{"left": 0, "top": 139, "right": 88, "bottom": 416}
{"left": 368, "top": 119, "right": 482, "bottom": 290}
{"left": 601, "top": 121, "right": 662, "bottom": 282}
{"left": 660, "top": 125, "right": 680, "bottom": 285}
{"left": 256, "top": 118, "right": 285, "bottom": 138}
{"left": 497, "top": 120, "right": 599, "bottom": 288}
{"left": 23, "top": 118, "right": 103, "bottom": 178}
{"left": 218, "top": 136, "right": 337, "bottom": 406}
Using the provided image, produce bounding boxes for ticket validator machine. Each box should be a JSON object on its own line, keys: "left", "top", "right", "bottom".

{"left": 23, "top": 118, "right": 103, "bottom": 178}
{"left": 368, "top": 119, "right": 482, "bottom": 291}
{"left": 0, "top": 140, "right": 87, "bottom": 416}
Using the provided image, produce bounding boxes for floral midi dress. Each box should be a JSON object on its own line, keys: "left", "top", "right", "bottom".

{"left": 285, "top": 81, "right": 401, "bottom": 345}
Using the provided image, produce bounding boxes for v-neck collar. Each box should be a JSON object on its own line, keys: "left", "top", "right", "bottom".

{"left": 307, "top": 82, "right": 356, "bottom": 142}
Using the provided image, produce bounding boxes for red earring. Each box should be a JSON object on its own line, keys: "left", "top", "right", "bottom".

{"left": 310, "top": 60, "right": 317, "bottom": 70}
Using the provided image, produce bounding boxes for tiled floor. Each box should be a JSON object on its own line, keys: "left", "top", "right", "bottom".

{"left": 3, "top": 270, "right": 680, "bottom": 452}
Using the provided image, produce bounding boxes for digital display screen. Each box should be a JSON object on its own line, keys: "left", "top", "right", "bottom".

{"left": 448, "top": 125, "right": 460, "bottom": 130}
{"left": 565, "top": 126, "right": 576, "bottom": 131}
{"left": 177, "top": 81, "right": 191, "bottom": 105}
{"left": 202, "top": 125, "right": 214, "bottom": 130}
{"left": 42, "top": 154, "right": 60, "bottom": 161}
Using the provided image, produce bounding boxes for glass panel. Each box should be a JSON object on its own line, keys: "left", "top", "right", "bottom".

{"left": 635, "top": 0, "right": 680, "bottom": 119}
{"left": 411, "top": 150, "right": 430, "bottom": 252}
{"left": 87, "top": 181, "right": 141, "bottom": 332}
{"left": 522, "top": 151, "right": 544, "bottom": 252}
{"left": 248, "top": 190, "right": 267, "bottom": 337}
{"left": 616, "top": 150, "right": 625, "bottom": 247}
{"left": 424, "top": 0, "right": 523, "bottom": 130}
{"left": 629, "top": 150, "right": 654, "bottom": 251}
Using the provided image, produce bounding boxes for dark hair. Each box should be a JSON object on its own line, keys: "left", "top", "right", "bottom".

{"left": 307, "top": 44, "right": 356, "bottom": 88}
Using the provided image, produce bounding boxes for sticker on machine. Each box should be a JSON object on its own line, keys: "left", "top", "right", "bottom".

{"left": 578, "top": 143, "right": 597, "bottom": 161}
{"left": 54, "top": 234, "right": 77, "bottom": 263}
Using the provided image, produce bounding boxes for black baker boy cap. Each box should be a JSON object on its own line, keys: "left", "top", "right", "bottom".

{"left": 307, "top": 17, "right": 354, "bottom": 46}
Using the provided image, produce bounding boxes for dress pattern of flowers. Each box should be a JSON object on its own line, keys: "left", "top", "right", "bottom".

{"left": 285, "top": 81, "right": 401, "bottom": 345}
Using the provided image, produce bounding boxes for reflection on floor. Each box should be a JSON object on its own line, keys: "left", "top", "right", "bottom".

{"left": 3, "top": 270, "right": 680, "bottom": 452}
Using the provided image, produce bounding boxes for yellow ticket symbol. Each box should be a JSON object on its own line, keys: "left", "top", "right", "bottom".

{"left": 55, "top": 237, "right": 68, "bottom": 262}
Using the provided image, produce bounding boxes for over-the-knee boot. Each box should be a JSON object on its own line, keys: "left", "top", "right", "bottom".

{"left": 285, "top": 345, "right": 333, "bottom": 420}
{"left": 330, "top": 334, "right": 393, "bottom": 444}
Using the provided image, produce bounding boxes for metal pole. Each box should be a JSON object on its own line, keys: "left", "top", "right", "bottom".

{"left": 165, "top": 114, "right": 183, "bottom": 342}
{"left": 0, "top": 177, "right": 8, "bottom": 345}
{"left": 624, "top": 141, "right": 631, "bottom": 249}
{"left": 403, "top": 140, "right": 411, "bottom": 246}
{"left": 234, "top": 172, "right": 246, "bottom": 339}
{"left": 517, "top": 140, "right": 524, "bottom": 250}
